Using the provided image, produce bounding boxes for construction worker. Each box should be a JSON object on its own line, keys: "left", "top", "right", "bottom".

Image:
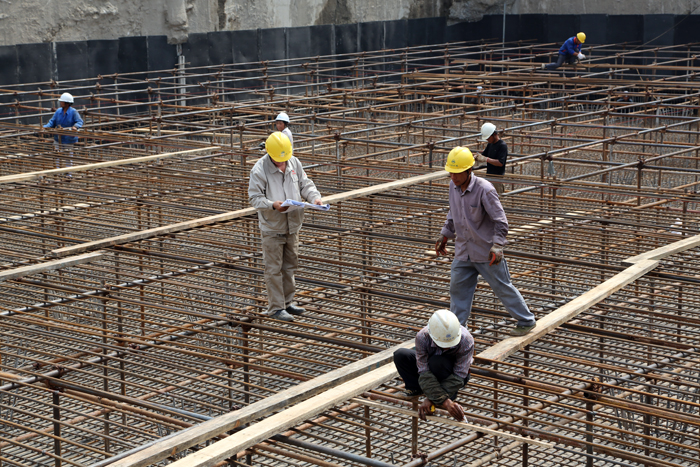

{"left": 275, "top": 112, "right": 293, "bottom": 147}
{"left": 543, "top": 32, "right": 586, "bottom": 71}
{"left": 42, "top": 92, "right": 83, "bottom": 169}
{"left": 474, "top": 122, "right": 507, "bottom": 195}
{"left": 435, "top": 147, "right": 537, "bottom": 336}
{"left": 248, "top": 131, "right": 323, "bottom": 322}
{"left": 394, "top": 309, "right": 473, "bottom": 422}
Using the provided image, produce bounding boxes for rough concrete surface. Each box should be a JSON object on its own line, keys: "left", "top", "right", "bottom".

{"left": 2, "top": 0, "right": 700, "bottom": 46}
{"left": 450, "top": 0, "right": 700, "bottom": 22}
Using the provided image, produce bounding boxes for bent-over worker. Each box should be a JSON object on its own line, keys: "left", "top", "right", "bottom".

{"left": 474, "top": 122, "right": 507, "bottom": 195}
{"left": 394, "top": 309, "right": 473, "bottom": 422}
{"left": 435, "top": 147, "right": 537, "bottom": 336}
{"left": 543, "top": 32, "right": 586, "bottom": 71}
{"left": 248, "top": 131, "right": 323, "bottom": 322}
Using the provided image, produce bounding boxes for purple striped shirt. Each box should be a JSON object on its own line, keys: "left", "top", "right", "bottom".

{"left": 415, "top": 326, "right": 474, "bottom": 379}
{"left": 440, "top": 175, "right": 509, "bottom": 263}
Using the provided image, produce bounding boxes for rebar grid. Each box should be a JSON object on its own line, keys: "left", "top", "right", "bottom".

{"left": 0, "top": 40, "right": 699, "bottom": 466}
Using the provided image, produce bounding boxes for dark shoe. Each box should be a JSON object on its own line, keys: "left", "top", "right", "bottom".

{"left": 270, "top": 309, "right": 294, "bottom": 322}
{"left": 286, "top": 304, "right": 306, "bottom": 316}
{"left": 510, "top": 324, "right": 536, "bottom": 337}
{"left": 403, "top": 388, "right": 423, "bottom": 398}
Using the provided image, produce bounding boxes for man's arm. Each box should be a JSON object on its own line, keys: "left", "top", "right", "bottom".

{"left": 297, "top": 163, "right": 321, "bottom": 203}
{"left": 248, "top": 167, "right": 274, "bottom": 211}
{"left": 482, "top": 189, "right": 509, "bottom": 245}
{"left": 440, "top": 210, "right": 456, "bottom": 240}
{"left": 43, "top": 111, "right": 57, "bottom": 129}
{"left": 72, "top": 110, "right": 84, "bottom": 130}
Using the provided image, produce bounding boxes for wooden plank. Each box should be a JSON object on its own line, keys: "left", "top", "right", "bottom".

{"left": 51, "top": 170, "right": 448, "bottom": 258}
{"left": 167, "top": 363, "right": 400, "bottom": 467}
{"left": 622, "top": 234, "right": 700, "bottom": 265}
{"left": 107, "top": 341, "right": 413, "bottom": 467}
{"left": 0, "top": 147, "right": 218, "bottom": 185}
{"left": 477, "top": 259, "right": 659, "bottom": 362}
{"left": 0, "top": 252, "right": 103, "bottom": 282}
{"left": 351, "top": 398, "right": 553, "bottom": 448}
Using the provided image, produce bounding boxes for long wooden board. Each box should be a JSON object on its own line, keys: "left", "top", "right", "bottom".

{"left": 622, "top": 234, "right": 700, "bottom": 265}
{"left": 0, "top": 252, "right": 103, "bottom": 282}
{"left": 107, "top": 341, "right": 413, "bottom": 467}
{"left": 0, "top": 147, "right": 218, "bottom": 185}
{"left": 166, "top": 363, "right": 400, "bottom": 467}
{"left": 52, "top": 170, "right": 448, "bottom": 258}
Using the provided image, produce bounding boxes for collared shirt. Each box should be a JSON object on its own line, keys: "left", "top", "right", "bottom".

{"left": 44, "top": 107, "right": 83, "bottom": 144}
{"left": 440, "top": 174, "right": 509, "bottom": 263}
{"left": 559, "top": 37, "right": 582, "bottom": 56}
{"left": 415, "top": 325, "right": 474, "bottom": 379}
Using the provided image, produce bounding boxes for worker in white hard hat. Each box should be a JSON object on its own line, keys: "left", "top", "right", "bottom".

{"left": 394, "top": 309, "right": 474, "bottom": 421}
{"left": 42, "top": 92, "right": 83, "bottom": 170}
{"left": 274, "top": 112, "right": 293, "bottom": 147}
{"left": 435, "top": 147, "right": 537, "bottom": 336}
{"left": 543, "top": 32, "right": 586, "bottom": 70}
{"left": 474, "top": 122, "right": 507, "bottom": 195}
{"left": 248, "top": 131, "right": 323, "bottom": 322}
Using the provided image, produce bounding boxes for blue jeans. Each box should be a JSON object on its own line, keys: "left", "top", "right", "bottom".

{"left": 545, "top": 53, "right": 577, "bottom": 70}
{"left": 450, "top": 258, "right": 536, "bottom": 327}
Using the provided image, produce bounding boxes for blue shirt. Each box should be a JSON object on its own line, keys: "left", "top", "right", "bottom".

{"left": 44, "top": 107, "right": 83, "bottom": 144}
{"left": 558, "top": 37, "right": 582, "bottom": 56}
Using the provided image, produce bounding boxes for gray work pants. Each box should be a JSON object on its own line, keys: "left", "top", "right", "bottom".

{"left": 450, "top": 258, "right": 536, "bottom": 327}
{"left": 261, "top": 231, "right": 299, "bottom": 313}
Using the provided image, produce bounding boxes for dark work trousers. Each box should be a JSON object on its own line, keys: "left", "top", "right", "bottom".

{"left": 545, "top": 53, "right": 577, "bottom": 70}
{"left": 394, "top": 348, "right": 469, "bottom": 401}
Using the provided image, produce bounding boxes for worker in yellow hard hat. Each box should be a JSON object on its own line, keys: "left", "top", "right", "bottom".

{"left": 248, "top": 131, "right": 324, "bottom": 322}
{"left": 542, "top": 32, "right": 586, "bottom": 71}
{"left": 435, "top": 147, "right": 537, "bottom": 336}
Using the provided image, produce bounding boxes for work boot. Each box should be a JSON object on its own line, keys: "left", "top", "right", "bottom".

{"left": 510, "top": 324, "right": 536, "bottom": 337}
{"left": 286, "top": 304, "right": 306, "bottom": 316}
{"left": 270, "top": 309, "right": 294, "bottom": 322}
{"left": 403, "top": 388, "right": 423, "bottom": 398}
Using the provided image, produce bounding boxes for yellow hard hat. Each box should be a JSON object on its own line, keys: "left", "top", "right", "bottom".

{"left": 266, "top": 131, "right": 292, "bottom": 162}
{"left": 577, "top": 32, "right": 586, "bottom": 44}
{"left": 444, "top": 147, "right": 474, "bottom": 173}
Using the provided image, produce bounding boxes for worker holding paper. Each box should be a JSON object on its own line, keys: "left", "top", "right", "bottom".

{"left": 248, "top": 131, "right": 323, "bottom": 322}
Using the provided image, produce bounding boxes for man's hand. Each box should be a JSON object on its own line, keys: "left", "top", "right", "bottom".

{"left": 489, "top": 243, "right": 504, "bottom": 266}
{"left": 578, "top": 53, "right": 586, "bottom": 60}
{"left": 313, "top": 198, "right": 323, "bottom": 206}
{"left": 418, "top": 398, "right": 434, "bottom": 421}
{"left": 71, "top": 126, "right": 78, "bottom": 131}
{"left": 440, "top": 399, "right": 465, "bottom": 421}
{"left": 435, "top": 235, "right": 448, "bottom": 257}
{"left": 272, "top": 201, "right": 289, "bottom": 212}
{"left": 475, "top": 153, "right": 487, "bottom": 163}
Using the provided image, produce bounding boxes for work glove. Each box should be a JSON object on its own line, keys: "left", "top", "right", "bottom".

{"left": 578, "top": 53, "right": 586, "bottom": 61}
{"left": 257, "top": 141, "right": 266, "bottom": 150}
{"left": 489, "top": 243, "right": 504, "bottom": 266}
{"left": 435, "top": 235, "right": 448, "bottom": 257}
{"left": 475, "top": 153, "right": 487, "bottom": 163}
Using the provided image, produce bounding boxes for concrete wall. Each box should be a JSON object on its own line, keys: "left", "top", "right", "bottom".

{"left": 0, "top": 0, "right": 449, "bottom": 46}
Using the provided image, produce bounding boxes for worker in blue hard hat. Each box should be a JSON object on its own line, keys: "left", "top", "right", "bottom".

{"left": 543, "top": 32, "right": 586, "bottom": 71}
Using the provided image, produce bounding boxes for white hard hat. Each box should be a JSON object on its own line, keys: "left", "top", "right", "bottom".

{"left": 479, "top": 122, "right": 496, "bottom": 142}
{"left": 428, "top": 309, "right": 461, "bottom": 348}
{"left": 476, "top": 86, "right": 483, "bottom": 92}
{"left": 275, "top": 112, "right": 290, "bottom": 123}
{"left": 58, "top": 92, "right": 74, "bottom": 104}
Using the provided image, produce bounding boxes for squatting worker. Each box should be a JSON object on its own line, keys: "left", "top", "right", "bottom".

{"left": 394, "top": 309, "right": 473, "bottom": 422}
{"left": 42, "top": 92, "right": 83, "bottom": 168}
{"left": 435, "top": 147, "right": 537, "bottom": 337}
{"left": 275, "top": 112, "right": 293, "bottom": 147}
{"left": 248, "top": 131, "right": 323, "bottom": 322}
{"left": 543, "top": 32, "right": 586, "bottom": 71}
{"left": 474, "top": 122, "right": 507, "bottom": 195}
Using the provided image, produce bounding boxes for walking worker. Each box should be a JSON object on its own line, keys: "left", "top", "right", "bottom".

{"left": 543, "top": 32, "right": 586, "bottom": 71}
{"left": 435, "top": 147, "right": 537, "bottom": 336}
{"left": 394, "top": 309, "right": 473, "bottom": 422}
{"left": 474, "top": 122, "right": 507, "bottom": 195}
{"left": 248, "top": 131, "right": 323, "bottom": 322}
{"left": 42, "top": 92, "right": 83, "bottom": 166}
{"left": 275, "top": 112, "right": 293, "bottom": 147}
